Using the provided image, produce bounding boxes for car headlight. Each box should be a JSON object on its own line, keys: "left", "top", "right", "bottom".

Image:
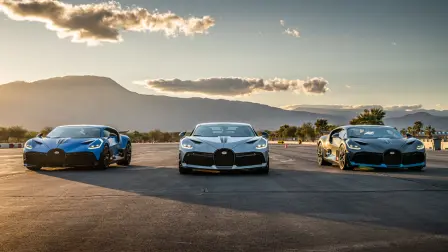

{"left": 25, "top": 140, "right": 34, "bottom": 150}
{"left": 181, "top": 139, "right": 194, "bottom": 149}
{"left": 346, "top": 140, "right": 361, "bottom": 150}
{"left": 417, "top": 144, "right": 425, "bottom": 150}
{"left": 88, "top": 139, "right": 103, "bottom": 149}
{"left": 256, "top": 139, "right": 268, "bottom": 149}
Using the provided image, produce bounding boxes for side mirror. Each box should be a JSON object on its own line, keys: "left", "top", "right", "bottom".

{"left": 406, "top": 133, "right": 413, "bottom": 138}
{"left": 261, "top": 132, "right": 269, "bottom": 139}
{"left": 179, "top": 132, "right": 186, "bottom": 137}
{"left": 36, "top": 133, "right": 43, "bottom": 138}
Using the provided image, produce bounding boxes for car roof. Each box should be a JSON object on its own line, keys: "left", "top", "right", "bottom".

{"left": 341, "top": 125, "right": 395, "bottom": 129}
{"left": 196, "top": 122, "right": 253, "bottom": 127}
{"left": 56, "top": 125, "right": 111, "bottom": 129}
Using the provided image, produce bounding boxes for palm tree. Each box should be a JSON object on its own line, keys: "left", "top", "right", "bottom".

{"left": 400, "top": 128, "right": 407, "bottom": 136}
{"left": 413, "top": 121, "right": 424, "bottom": 136}
{"left": 424, "top": 125, "right": 436, "bottom": 139}
{"left": 350, "top": 107, "right": 386, "bottom": 125}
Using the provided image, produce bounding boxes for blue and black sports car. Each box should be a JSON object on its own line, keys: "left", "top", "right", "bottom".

{"left": 23, "top": 125, "right": 132, "bottom": 170}
{"left": 317, "top": 125, "right": 426, "bottom": 171}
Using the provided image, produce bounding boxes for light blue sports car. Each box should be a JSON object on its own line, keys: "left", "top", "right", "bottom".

{"left": 178, "top": 122, "right": 270, "bottom": 174}
{"left": 23, "top": 125, "right": 132, "bottom": 170}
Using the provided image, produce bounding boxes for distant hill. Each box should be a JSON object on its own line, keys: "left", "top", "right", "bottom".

{"left": 385, "top": 112, "right": 448, "bottom": 131}
{"left": 0, "top": 76, "right": 346, "bottom": 131}
{"left": 283, "top": 104, "right": 448, "bottom": 119}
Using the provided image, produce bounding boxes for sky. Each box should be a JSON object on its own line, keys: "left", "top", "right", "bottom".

{"left": 1, "top": 0, "right": 447, "bottom": 110}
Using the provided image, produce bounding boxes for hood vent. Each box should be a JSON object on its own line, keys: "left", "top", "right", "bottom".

{"left": 353, "top": 140, "right": 368, "bottom": 145}
{"left": 220, "top": 136, "right": 228, "bottom": 143}
{"left": 406, "top": 140, "right": 416, "bottom": 145}
{"left": 191, "top": 139, "right": 202, "bottom": 144}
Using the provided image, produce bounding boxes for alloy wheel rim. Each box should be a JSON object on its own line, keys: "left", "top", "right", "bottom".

{"left": 317, "top": 147, "right": 323, "bottom": 163}
{"left": 104, "top": 151, "right": 110, "bottom": 167}
{"left": 127, "top": 145, "right": 132, "bottom": 161}
{"left": 339, "top": 149, "right": 345, "bottom": 168}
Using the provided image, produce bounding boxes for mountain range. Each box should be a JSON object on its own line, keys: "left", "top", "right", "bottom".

{"left": 0, "top": 76, "right": 447, "bottom": 131}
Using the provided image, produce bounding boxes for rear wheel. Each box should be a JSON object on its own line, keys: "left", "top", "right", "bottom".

{"left": 338, "top": 145, "right": 353, "bottom": 170}
{"left": 317, "top": 143, "right": 331, "bottom": 166}
{"left": 95, "top": 145, "right": 110, "bottom": 170}
{"left": 117, "top": 143, "right": 132, "bottom": 166}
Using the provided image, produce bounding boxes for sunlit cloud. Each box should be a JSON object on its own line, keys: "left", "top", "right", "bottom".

{"left": 0, "top": 0, "right": 215, "bottom": 45}
{"left": 139, "top": 77, "right": 329, "bottom": 97}
{"left": 279, "top": 19, "right": 300, "bottom": 38}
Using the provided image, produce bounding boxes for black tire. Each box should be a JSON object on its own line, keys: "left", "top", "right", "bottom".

{"left": 26, "top": 166, "right": 42, "bottom": 171}
{"left": 95, "top": 145, "right": 111, "bottom": 170}
{"left": 317, "top": 143, "right": 331, "bottom": 166}
{"left": 117, "top": 143, "right": 132, "bottom": 166}
{"left": 178, "top": 160, "right": 192, "bottom": 175}
{"left": 409, "top": 166, "right": 425, "bottom": 171}
{"left": 338, "top": 145, "right": 353, "bottom": 170}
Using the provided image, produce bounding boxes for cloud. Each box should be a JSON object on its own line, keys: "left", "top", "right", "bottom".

{"left": 0, "top": 0, "right": 215, "bottom": 45}
{"left": 392, "top": 42, "right": 397, "bottom": 46}
{"left": 279, "top": 20, "right": 300, "bottom": 38}
{"left": 284, "top": 28, "right": 300, "bottom": 38}
{"left": 383, "top": 104, "right": 422, "bottom": 111}
{"left": 142, "top": 77, "right": 329, "bottom": 96}
{"left": 345, "top": 85, "right": 351, "bottom": 89}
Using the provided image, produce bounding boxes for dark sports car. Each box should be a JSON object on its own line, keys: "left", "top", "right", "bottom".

{"left": 317, "top": 125, "right": 426, "bottom": 171}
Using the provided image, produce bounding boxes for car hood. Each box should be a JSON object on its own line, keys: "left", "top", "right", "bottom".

{"left": 190, "top": 136, "right": 260, "bottom": 149}
{"left": 32, "top": 137, "right": 98, "bottom": 150}
{"left": 349, "top": 137, "right": 419, "bottom": 150}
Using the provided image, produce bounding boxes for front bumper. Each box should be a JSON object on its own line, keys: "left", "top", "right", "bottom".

{"left": 348, "top": 151, "right": 426, "bottom": 169}
{"left": 180, "top": 150, "right": 269, "bottom": 170}
{"left": 24, "top": 150, "right": 99, "bottom": 167}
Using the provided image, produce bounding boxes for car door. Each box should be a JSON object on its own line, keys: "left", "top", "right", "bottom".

{"left": 104, "top": 128, "right": 119, "bottom": 158}
{"left": 325, "top": 128, "right": 343, "bottom": 162}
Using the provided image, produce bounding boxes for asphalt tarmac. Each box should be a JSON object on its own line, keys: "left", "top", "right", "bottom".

{"left": 1, "top": 144, "right": 448, "bottom": 252}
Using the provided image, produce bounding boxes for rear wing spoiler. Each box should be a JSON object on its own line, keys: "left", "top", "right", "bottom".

{"left": 119, "top": 130, "right": 129, "bottom": 134}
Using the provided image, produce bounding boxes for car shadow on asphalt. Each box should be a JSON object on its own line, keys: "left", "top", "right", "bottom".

{"left": 36, "top": 165, "right": 448, "bottom": 236}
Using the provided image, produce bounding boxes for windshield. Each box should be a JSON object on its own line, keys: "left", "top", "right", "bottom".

{"left": 347, "top": 127, "right": 403, "bottom": 139}
{"left": 47, "top": 127, "right": 101, "bottom": 138}
{"left": 192, "top": 124, "right": 256, "bottom": 137}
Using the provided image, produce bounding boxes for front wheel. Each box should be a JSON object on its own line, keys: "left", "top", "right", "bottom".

{"left": 95, "top": 145, "right": 111, "bottom": 170}
{"left": 178, "top": 160, "right": 192, "bottom": 175}
{"left": 409, "top": 166, "right": 425, "bottom": 171}
{"left": 26, "top": 166, "right": 42, "bottom": 171}
{"left": 338, "top": 145, "right": 353, "bottom": 171}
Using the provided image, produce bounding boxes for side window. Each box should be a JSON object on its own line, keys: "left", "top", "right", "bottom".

{"left": 340, "top": 129, "right": 347, "bottom": 139}
{"left": 103, "top": 129, "right": 110, "bottom": 138}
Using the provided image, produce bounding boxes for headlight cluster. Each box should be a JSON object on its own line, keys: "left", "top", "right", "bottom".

{"left": 88, "top": 139, "right": 103, "bottom": 149}
{"left": 417, "top": 144, "right": 425, "bottom": 150}
{"left": 25, "top": 140, "right": 34, "bottom": 150}
{"left": 256, "top": 139, "right": 268, "bottom": 149}
{"left": 181, "top": 139, "right": 194, "bottom": 149}
{"left": 346, "top": 140, "right": 361, "bottom": 150}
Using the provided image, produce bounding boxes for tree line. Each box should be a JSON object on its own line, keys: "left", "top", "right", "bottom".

{"left": 0, "top": 108, "right": 440, "bottom": 143}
